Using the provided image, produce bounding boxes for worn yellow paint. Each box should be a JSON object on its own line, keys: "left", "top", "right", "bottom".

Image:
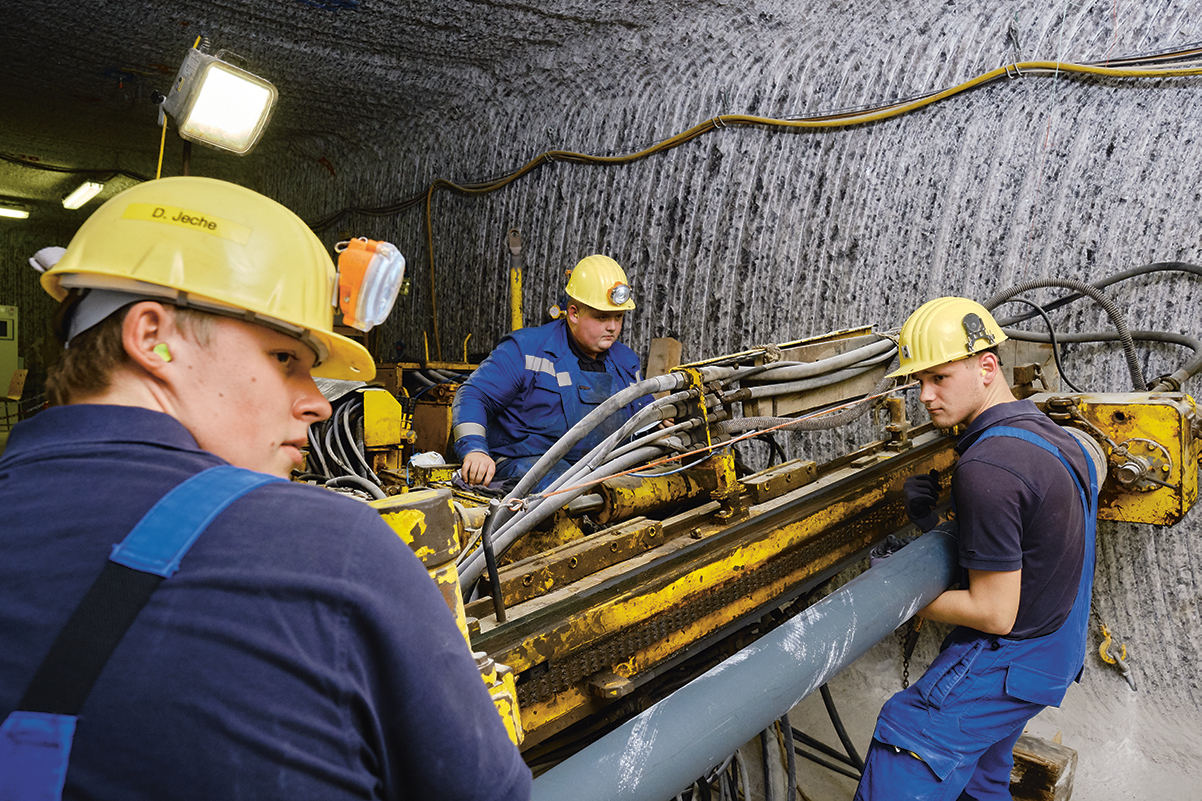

{"left": 1068, "top": 393, "right": 1200, "bottom": 525}
{"left": 477, "top": 657, "right": 524, "bottom": 745}
{"left": 495, "top": 442, "right": 959, "bottom": 745}
{"left": 515, "top": 503, "right": 890, "bottom": 738}
{"left": 430, "top": 563, "right": 471, "bottom": 645}
{"left": 377, "top": 507, "right": 426, "bottom": 548}
{"left": 501, "top": 464, "right": 910, "bottom": 676}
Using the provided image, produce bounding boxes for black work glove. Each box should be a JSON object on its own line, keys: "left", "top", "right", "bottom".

{"left": 903, "top": 469, "right": 941, "bottom": 532}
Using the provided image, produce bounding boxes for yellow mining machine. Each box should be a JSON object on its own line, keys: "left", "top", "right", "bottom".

{"left": 300, "top": 271, "right": 1202, "bottom": 797}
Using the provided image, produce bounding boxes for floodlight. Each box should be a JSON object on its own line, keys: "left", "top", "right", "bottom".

{"left": 0, "top": 206, "right": 30, "bottom": 220}
{"left": 62, "top": 181, "right": 104, "bottom": 209}
{"left": 161, "top": 48, "right": 278, "bottom": 155}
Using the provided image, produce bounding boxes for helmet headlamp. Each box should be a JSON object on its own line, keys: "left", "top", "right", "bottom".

{"left": 335, "top": 238, "right": 405, "bottom": 331}
{"left": 608, "top": 282, "right": 632, "bottom": 306}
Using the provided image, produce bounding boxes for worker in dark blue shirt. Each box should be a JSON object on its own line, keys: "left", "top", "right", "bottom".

{"left": 0, "top": 177, "right": 531, "bottom": 801}
{"left": 856, "top": 297, "right": 1097, "bottom": 801}
{"left": 451, "top": 254, "right": 651, "bottom": 493}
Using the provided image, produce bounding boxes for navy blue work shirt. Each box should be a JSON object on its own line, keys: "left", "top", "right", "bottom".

{"left": 952, "top": 399, "right": 1091, "bottom": 639}
{"left": 0, "top": 404, "right": 531, "bottom": 801}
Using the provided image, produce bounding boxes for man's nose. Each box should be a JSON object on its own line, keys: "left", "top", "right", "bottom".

{"left": 297, "top": 377, "right": 333, "bottom": 422}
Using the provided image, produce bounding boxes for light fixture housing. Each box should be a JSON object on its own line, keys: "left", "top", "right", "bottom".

{"left": 62, "top": 181, "right": 105, "bottom": 210}
{"left": 0, "top": 206, "right": 30, "bottom": 220}
{"left": 161, "top": 48, "right": 278, "bottom": 155}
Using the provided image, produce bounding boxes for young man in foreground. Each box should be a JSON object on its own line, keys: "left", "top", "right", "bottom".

{"left": 0, "top": 177, "right": 531, "bottom": 801}
{"left": 856, "top": 297, "right": 1098, "bottom": 801}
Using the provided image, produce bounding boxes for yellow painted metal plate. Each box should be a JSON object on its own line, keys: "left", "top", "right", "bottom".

{"left": 362, "top": 387, "right": 403, "bottom": 447}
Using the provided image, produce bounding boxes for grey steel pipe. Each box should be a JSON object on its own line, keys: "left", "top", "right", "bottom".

{"left": 530, "top": 526, "right": 958, "bottom": 801}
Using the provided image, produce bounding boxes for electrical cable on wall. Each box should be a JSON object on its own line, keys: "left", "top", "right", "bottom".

{"left": 304, "top": 43, "right": 1202, "bottom": 359}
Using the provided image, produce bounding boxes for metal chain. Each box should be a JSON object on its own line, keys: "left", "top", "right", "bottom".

{"left": 898, "top": 618, "right": 923, "bottom": 689}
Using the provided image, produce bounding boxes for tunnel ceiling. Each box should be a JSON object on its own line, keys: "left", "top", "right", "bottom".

{"left": 0, "top": 0, "right": 714, "bottom": 227}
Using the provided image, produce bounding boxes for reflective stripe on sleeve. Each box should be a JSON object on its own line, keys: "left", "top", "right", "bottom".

{"left": 453, "top": 422, "right": 488, "bottom": 441}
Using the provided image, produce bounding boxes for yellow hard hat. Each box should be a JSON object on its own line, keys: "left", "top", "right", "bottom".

{"left": 41, "top": 176, "right": 375, "bottom": 380}
{"left": 888, "top": 296, "right": 1008, "bottom": 377}
{"left": 564, "top": 254, "right": 636, "bottom": 311}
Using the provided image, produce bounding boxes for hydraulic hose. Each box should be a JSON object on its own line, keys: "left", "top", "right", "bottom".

{"left": 607, "top": 413, "right": 727, "bottom": 464}
{"left": 341, "top": 402, "right": 380, "bottom": 484}
{"left": 409, "top": 370, "right": 436, "bottom": 388}
{"left": 452, "top": 384, "right": 699, "bottom": 572}
{"left": 820, "top": 683, "right": 864, "bottom": 772}
{"left": 998, "top": 262, "right": 1202, "bottom": 327}
{"left": 760, "top": 728, "right": 775, "bottom": 801}
{"left": 994, "top": 297, "right": 1083, "bottom": 393}
{"left": 454, "top": 394, "right": 727, "bottom": 577}
{"left": 718, "top": 373, "right": 894, "bottom": 434}
{"left": 482, "top": 373, "right": 690, "bottom": 542}
{"left": 750, "top": 339, "right": 894, "bottom": 383}
{"left": 324, "top": 474, "right": 388, "bottom": 500}
{"left": 984, "top": 279, "right": 1146, "bottom": 391}
{"left": 781, "top": 715, "right": 797, "bottom": 801}
{"left": 1004, "top": 329, "right": 1202, "bottom": 392}
{"left": 506, "top": 373, "right": 687, "bottom": 501}
{"left": 737, "top": 353, "right": 894, "bottom": 401}
{"left": 543, "top": 386, "right": 718, "bottom": 501}
{"left": 458, "top": 445, "right": 667, "bottom": 588}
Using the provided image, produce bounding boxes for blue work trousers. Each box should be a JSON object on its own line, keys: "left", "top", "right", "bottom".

{"left": 854, "top": 634, "right": 1044, "bottom": 801}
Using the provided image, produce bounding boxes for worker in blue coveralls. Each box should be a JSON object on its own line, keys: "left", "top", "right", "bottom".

{"left": 855, "top": 297, "right": 1098, "bottom": 801}
{"left": 0, "top": 177, "right": 531, "bottom": 801}
{"left": 452, "top": 254, "right": 652, "bottom": 493}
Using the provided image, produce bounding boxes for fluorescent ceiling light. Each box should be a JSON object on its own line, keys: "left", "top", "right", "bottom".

{"left": 0, "top": 206, "right": 30, "bottom": 220}
{"left": 162, "top": 48, "right": 278, "bottom": 155}
{"left": 62, "top": 181, "right": 105, "bottom": 209}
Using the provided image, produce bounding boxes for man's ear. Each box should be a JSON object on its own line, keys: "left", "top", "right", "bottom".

{"left": 121, "top": 302, "right": 179, "bottom": 377}
{"left": 978, "top": 351, "right": 1001, "bottom": 382}
{"left": 566, "top": 303, "right": 580, "bottom": 324}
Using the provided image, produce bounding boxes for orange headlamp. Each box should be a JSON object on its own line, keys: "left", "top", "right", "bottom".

{"left": 335, "top": 237, "right": 405, "bottom": 331}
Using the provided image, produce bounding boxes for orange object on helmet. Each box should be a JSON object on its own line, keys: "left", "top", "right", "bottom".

{"left": 40, "top": 176, "right": 399, "bottom": 381}
{"left": 336, "top": 237, "right": 406, "bottom": 332}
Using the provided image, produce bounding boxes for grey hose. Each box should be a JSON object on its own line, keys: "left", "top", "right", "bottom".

{"left": 458, "top": 445, "right": 668, "bottom": 587}
{"left": 455, "top": 392, "right": 723, "bottom": 574}
{"left": 409, "top": 370, "right": 436, "bottom": 388}
{"left": 452, "top": 390, "right": 692, "bottom": 570}
{"left": 997, "top": 261, "right": 1202, "bottom": 327}
{"left": 740, "top": 353, "right": 895, "bottom": 400}
{"left": 341, "top": 403, "right": 381, "bottom": 484}
{"left": 502, "top": 373, "right": 688, "bottom": 509}
{"left": 1004, "top": 329, "right": 1202, "bottom": 392}
{"left": 543, "top": 386, "right": 715, "bottom": 498}
{"left": 750, "top": 339, "right": 895, "bottom": 382}
{"left": 718, "top": 373, "right": 894, "bottom": 434}
{"left": 985, "top": 279, "right": 1146, "bottom": 391}
{"left": 324, "top": 474, "right": 388, "bottom": 500}
{"left": 607, "top": 414, "right": 725, "bottom": 463}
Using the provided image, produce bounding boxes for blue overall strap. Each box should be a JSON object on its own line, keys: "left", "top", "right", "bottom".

{"left": 973, "top": 425, "right": 1098, "bottom": 516}
{"left": 0, "top": 465, "right": 282, "bottom": 801}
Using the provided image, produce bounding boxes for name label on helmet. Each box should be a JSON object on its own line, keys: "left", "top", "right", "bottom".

{"left": 123, "top": 203, "right": 251, "bottom": 244}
